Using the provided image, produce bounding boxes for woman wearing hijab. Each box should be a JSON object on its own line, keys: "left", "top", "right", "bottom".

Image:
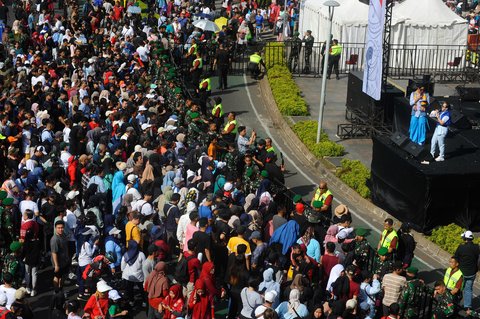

{"left": 199, "top": 262, "right": 219, "bottom": 299}
{"left": 188, "top": 279, "right": 213, "bottom": 319}
{"left": 104, "top": 226, "right": 123, "bottom": 273}
{"left": 77, "top": 226, "right": 99, "bottom": 299}
{"left": 162, "top": 170, "right": 175, "bottom": 193}
{"left": 121, "top": 240, "right": 146, "bottom": 306}
{"left": 259, "top": 268, "right": 280, "bottom": 307}
{"left": 112, "top": 164, "right": 126, "bottom": 215}
{"left": 159, "top": 284, "right": 184, "bottom": 319}
{"left": 139, "top": 162, "right": 155, "bottom": 193}
{"left": 157, "top": 186, "right": 173, "bottom": 216}
{"left": 327, "top": 264, "right": 345, "bottom": 293}
{"left": 144, "top": 261, "right": 170, "bottom": 318}
{"left": 275, "top": 288, "right": 309, "bottom": 319}
{"left": 297, "top": 226, "right": 321, "bottom": 263}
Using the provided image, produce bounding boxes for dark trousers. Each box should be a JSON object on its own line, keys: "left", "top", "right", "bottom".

{"left": 77, "top": 265, "right": 86, "bottom": 294}
{"left": 328, "top": 55, "right": 341, "bottom": 78}
{"left": 218, "top": 66, "right": 228, "bottom": 89}
{"left": 124, "top": 280, "right": 144, "bottom": 304}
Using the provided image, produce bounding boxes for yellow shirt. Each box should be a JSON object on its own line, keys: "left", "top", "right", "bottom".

{"left": 227, "top": 236, "right": 251, "bottom": 256}
{"left": 125, "top": 221, "right": 142, "bottom": 248}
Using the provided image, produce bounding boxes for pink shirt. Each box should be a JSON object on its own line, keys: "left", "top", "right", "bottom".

{"left": 183, "top": 223, "right": 198, "bottom": 252}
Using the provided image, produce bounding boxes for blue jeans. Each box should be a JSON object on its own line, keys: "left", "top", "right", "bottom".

{"left": 463, "top": 274, "right": 476, "bottom": 309}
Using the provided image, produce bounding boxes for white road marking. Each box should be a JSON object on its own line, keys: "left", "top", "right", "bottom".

{"left": 242, "top": 74, "right": 436, "bottom": 270}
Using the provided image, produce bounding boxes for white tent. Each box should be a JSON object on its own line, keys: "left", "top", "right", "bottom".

{"left": 299, "top": 0, "right": 369, "bottom": 44}
{"left": 391, "top": 0, "right": 468, "bottom": 46}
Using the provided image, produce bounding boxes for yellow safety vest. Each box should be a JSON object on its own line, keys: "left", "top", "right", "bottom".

{"left": 212, "top": 103, "right": 224, "bottom": 117}
{"left": 330, "top": 44, "right": 342, "bottom": 56}
{"left": 190, "top": 43, "right": 198, "bottom": 55}
{"left": 199, "top": 78, "right": 211, "bottom": 91}
{"left": 444, "top": 267, "right": 463, "bottom": 291}
{"left": 250, "top": 54, "right": 262, "bottom": 64}
{"left": 313, "top": 189, "right": 332, "bottom": 203}
{"left": 224, "top": 119, "right": 237, "bottom": 134}
{"left": 193, "top": 58, "right": 203, "bottom": 69}
{"left": 380, "top": 229, "right": 398, "bottom": 250}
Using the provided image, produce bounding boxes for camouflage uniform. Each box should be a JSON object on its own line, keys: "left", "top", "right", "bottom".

{"left": 2, "top": 252, "right": 22, "bottom": 288}
{"left": 399, "top": 278, "right": 426, "bottom": 319}
{"left": 187, "top": 121, "right": 203, "bottom": 145}
{"left": 243, "top": 165, "right": 260, "bottom": 194}
{"left": 354, "top": 239, "right": 370, "bottom": 266}
{"left": 433, "top": 290, "right": 455, "bottom": 319}
{"left": 374, "top": 258, "right": 393, "bottom": 279}
{"left": 224, "top": 151, "right": 239, "bottom": 180}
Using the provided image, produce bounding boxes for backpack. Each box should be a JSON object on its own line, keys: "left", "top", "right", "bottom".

{"left": 174, "top": 254, "right": 195, "bottom": 285}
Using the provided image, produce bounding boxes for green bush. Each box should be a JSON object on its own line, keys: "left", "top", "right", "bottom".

{"left": 291, "top": 120, "right": 345, "bottom": 157}
{"left": 336, "top": 159, "right": 371, "bottom": 199}
{"left": 428, "top": 223, "right": 480, "bottom": 255}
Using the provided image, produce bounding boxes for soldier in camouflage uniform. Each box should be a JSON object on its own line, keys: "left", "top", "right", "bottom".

{"left": 2, "top": 241, "right": 23, "bottom": 288}
{"left": 433, "top": 280, "right": 455, "bottom": 319}
{"left": 354, "top": 227, "right": 370, "bottom": 268}
{"left": 224, "top": 143, "right": 240, "bottom": 181}
{"left": 243, "top": 154, "right": 260, "bottom": 194}
{"left": 187, "top": 112, "right": 204, "bottom": 145}
{"left": 374, "top": 247, "right": 394, "bottom": 279}
{"left": 399, "top": 266, "right": 425, "bottom": 319}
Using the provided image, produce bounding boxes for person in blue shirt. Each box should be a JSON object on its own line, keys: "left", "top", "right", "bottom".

{"left": 430, "top": 102, "right": 451, "bottom": 162}
{"left": 296, "top": 226, "right": 320, "bottom": 263}
{"left": 276, "top": 288, "right": 309, "bottom": 319}
{"left": 198, "top": 194, "right": 214, "bottom": 233}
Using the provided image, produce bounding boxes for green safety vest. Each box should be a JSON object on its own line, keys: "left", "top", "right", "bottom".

{"left": 250, "top": 54, "right": 262, "bottom": 64}
{"left": 331, "top": 44, "right": 342, "bottom": 56}
{"left": 224, "top": 119, "right": 237, "bottom": 134}
{"left": 444, "top": 267, "right": 463, "bottom": 291}
{"left": 199, "top": 78, "right": 211, "bottom": 91}
{"left": 193, "top": 58, "right": 203, "bottom": 69}
{"left": 380, "top": 229, "right": 399, "bottom": 250}
{"left": 212, "top": 103, "right": 224, "bottom": 117}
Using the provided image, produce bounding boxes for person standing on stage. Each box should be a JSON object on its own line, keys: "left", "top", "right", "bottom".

{"left": 430, "top": 102, "right": 451, "bottom": 162}
{"left": 409, "top": 85, "right": 430, "bottom": 145}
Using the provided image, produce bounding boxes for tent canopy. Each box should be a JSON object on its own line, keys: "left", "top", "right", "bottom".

{"left": 392, "top": 0, "right": 467, "bottom": 27}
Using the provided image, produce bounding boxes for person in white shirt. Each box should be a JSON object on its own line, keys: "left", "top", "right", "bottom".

{"left": 0, "top": 273, "right": 17, "bottom": 310}
{"left": 136, "top": 43, "right": 150, "bottom": 63}
{"left": 77, "top": 226, "right": 99, "bottom": 298}
{"left": 126, "top": 175, "right": 142, "bottom": 202}
{"left": 132, "top": 191, "right": 154, "bottom": 216}
{"left": 121, "top": 240, "right": 146, "bottom": 305}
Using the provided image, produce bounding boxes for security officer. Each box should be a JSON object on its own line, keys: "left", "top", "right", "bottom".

{"left": 222, "top": 112, "right": 237, "bottom": 143}
{"left": 190, "top": 51, "right": 203, "bottom": 89}
{"left": 399, "top": 266, "right": 425, "bottom": 319}
{"left": 303, "top": 30, "right": 314, "bottom": 74}
{"left": 433, "top": 280, "right": 455, "bottom": 319}
{"left": 185, "top": 38, "right": 198, "bottom": 60}
{"left": 288, "top": 31, "right": 302, "bottom": 73}
{"left": 310, "top": 181, "right": 333, "bottom": 221}
{"left": 197, "top": 73, "right": 211, "bottom": 115}
{"left": 211, "top": 96, "right": 224, "bottom": 129}
{"left": 248, "top": 51, "right": 266, "bottom": 80}
{"left": 443, "top": 256, "right": 463, "bottom": 302}
{"left": 377, "top": 218, "right": 398, "bottom": 255}
{"left": 327, "top": 39, "right": 342, "bottom": 80}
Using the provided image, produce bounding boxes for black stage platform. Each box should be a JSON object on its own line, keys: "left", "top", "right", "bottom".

{"left": 371, "top": 96, "right": 480, "bottom": 232}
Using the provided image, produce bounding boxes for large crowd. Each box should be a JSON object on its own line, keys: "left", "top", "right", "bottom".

{"left": 0, "top": 0, "right": 476, "bottom": 318}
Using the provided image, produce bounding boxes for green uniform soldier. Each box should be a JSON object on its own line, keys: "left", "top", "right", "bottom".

{"left": 433, "top": 280, "right": 455, "bottom": 319}
{"left": 2, "top": 241, "right": 23, "bottom": 288}
{"left": 224, "top": 144, "right": 240, "bottom": 180}
{"left": 374, "top": 247, "right": 393, "bottom": 279}
{"left": 354, "top": 228, "right": 370, "bottom": 267}
{"left": 399, "top": 266, "right": 425, "bottom": 319}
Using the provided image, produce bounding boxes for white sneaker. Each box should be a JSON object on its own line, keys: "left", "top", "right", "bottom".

{"left": 26, "top": 288, "right": 32, "bottom": 295}
{"left": 421, "top": 160, "right": 430, "bottom": 165}
{"left": 30, "top": 290, "right": 36, "bottom": 297}
{"left": 435, "top": 156, "right": 445, "bottom": 162}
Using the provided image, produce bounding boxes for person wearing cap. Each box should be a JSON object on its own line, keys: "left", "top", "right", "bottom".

{"left": 288, "top": 31, "right": 302, "bottom": 72}
{"left": 310, "top": 181, "right": 333, "bottom": 221}
{"left": 83, "top": 280, "right": 112, "bottom": 319}
{"left": 454, "top": 230, "right": 479, "bottom": 310}
{"left": 354, "top": 228, "right": 370, "bottom": 267}
{"left": 108, "top": 289, "right": 129, "bottom": 318}
{"left": 443, "top": 256, "right": 463, "bottom": 301}
{"left": 399, "top": 266, "right": 424, "bottom": 319}
{"left": 377, "top": 218, "right": 398, "bottom": 255}
{"left": 374, "top": 247, "right": 393, "bottom": 279}
{"left": 105, "top": 226, "right": 123, "bottom": 273}
{"left": 253, "top": 290, "right": 277, "bottom": 319}
{"left": 250, "top": 230, "right": 267, "bottom": 270}
{"left": 381, "top": 261, "right": 407, "bottom": 316}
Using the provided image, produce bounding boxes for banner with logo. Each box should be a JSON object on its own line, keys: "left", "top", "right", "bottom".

{"left": 362, "top": 0, "right": 386, "bottom": 101}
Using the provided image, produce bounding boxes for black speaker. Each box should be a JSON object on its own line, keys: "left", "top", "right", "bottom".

{"left": 390, "top": 131, "right": 409, "bottom": 147}
{"left": 455, "top": 86, "right": 480, "bottom": 101}
{"left": 450, "top": 109, "right": 472, "bottom": 129}
{"left": 403, "top": 141, "right": 425, "bottom": 158}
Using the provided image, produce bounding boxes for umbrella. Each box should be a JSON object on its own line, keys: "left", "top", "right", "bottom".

{"left": 215, "top": 17, "right": 228, "bottom": 30}
{"left": 195, "top": 12, "right": 214, "bottom": 20}
{"left": 193, "top": 19, "right": 220, "bottom": 32}
{"left": 127, "top": 5, "right": 142, "bottom": 14}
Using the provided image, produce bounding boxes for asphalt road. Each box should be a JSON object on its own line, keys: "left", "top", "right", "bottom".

{"left": 26, "top": 71, "right": 480, "bottom": 319}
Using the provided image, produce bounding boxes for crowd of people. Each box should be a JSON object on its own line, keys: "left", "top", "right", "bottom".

{"left": 0, "top": 0, "right": 476, "bottom": 318}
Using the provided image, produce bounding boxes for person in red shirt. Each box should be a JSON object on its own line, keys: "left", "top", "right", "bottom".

{"left": 83, "top": 280, "right": 112, "bottom": 319}
{"left": 112, "top": 1, "right": 123, "bottom": 21}
{"left": 19, "top": 210, "right": 39, "bottom": 242}
{"left": 184, "top": 239, "right": 201, "bottom": 300}
{"left": 159, "top": 285, "right": 184, "bottom": 319}
{"left": 346, "top": 265, "right": 360, "bottom": 300}
{"left": 188, "top": 279, "right": 213, "bottom": 319}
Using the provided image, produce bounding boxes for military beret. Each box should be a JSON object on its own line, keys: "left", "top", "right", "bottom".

{"left": 356, "top": 228, "right": 367, "bottom": 236}
{"left": 406, "top": 266, "right": 418, "bottom": 275}
{"left": 10, "top": 241, "right": 22, "bottom": 252}
{"left": 312, "top": 200, "right": 323, "bottom": 208}
{"left": 378, "top": 247, "right": 388, "bottom": 256}
{"left": 292, "top": 194, "right": 302, "bottom": 203}
{"left": 260, "top": 170, "right": 269, "bottom": 178}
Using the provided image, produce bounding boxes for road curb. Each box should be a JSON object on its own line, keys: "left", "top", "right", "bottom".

{"left": 258, "top": 77, "right": 453, "bottom": 265}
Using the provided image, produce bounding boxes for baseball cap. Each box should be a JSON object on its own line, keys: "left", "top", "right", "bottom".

{"left": 108, "top": 227, "right": 122, "bottom": 236}
{"left": 108, "top": 289, "right": 121, "bottom": 301}
{"left": 97, "top": 280, "right": 112, "bottom": 293}
{"left": 35, "top": 145, "right": 47, "bottom": 155}
{"left": 265, "top": 290, "right": 277, "bottom": 303}
{"left": 462, "top": 230, "right": 474, "bottom": 240}
{"left": 249, "top": 231, "right": 261, "bottom": 241}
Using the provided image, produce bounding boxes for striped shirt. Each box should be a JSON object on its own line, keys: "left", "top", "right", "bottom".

{"left": 382, "top": 273, "right": 406, "bottom": 306}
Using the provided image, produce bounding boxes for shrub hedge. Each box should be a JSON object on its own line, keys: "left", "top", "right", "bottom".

{"left": 428, "top": 223, "right": 480, "bottom": 255}
{"left": 336, "top": 159, "right": 371, "bottom": 199}
{"left": 291, "top": 120, "right": 345, "bottom": 157}
{"left": 264, "top": 43, "right": 308, "bottom": 116}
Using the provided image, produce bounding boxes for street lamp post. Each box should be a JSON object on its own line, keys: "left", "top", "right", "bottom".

{"left": 316, "top": 0, "right": 340, "bottom": 144}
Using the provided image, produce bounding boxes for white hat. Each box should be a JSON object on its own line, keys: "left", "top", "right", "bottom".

{"left": 108, "top": 289, "right": 121, "bottom": 301}
{"left": 82, "top": 225, "right": 100, "bottom": 237}
{"left": 165, "top": 125, "right": 177, "bottom": 131}
{"left": 127, "top": 174, "right": 138, "bottom": 183}
{"left": 97, "top": 280, "right": 112, "bottom": 293}
{"left": 224, "top": 182, "right": 233, "bottom": 191}
{"left": 134, "top": 145, "right": 142, "bottom": 153}
{"left": 138, "top": 105, "right": 148, "bottom": 111}
{"left": 346, "top": 298, "right": 357, "bottom": 310}
{"left": 35, "top": 145, "right": 47, "bottom": 155}
{"left": 66, "top": 190, "right": 80, "bottom": 200}
{"left": 265, "top": 290, "right": 277, "bottom": 303}
{"left": 462, "top": 230, "right": 474, "bottom": 239}
{"left": 108, "top": 227, "right": 122, "bottom": 235}
{"left": 141, "top": 123, "right": 152, "bottom": 130}
{"left": 105, "top": 110, "right": 115, "bottom": 117}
